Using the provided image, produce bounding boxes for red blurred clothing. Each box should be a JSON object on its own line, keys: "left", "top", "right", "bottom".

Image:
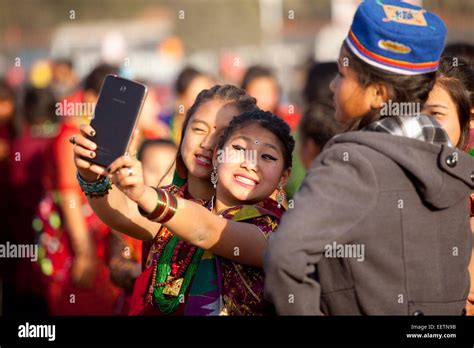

{"left": 0, "top": 122, "right": 15, "bottom": 294}
{"left": 0, "top": 122, "right": 14, "bottom": 229}
{"left": 9, "top": 123, "right": 56, "bottom": 240}
{"left": 109, "top": 233, "right": 143, "bottom": 315}
{"left": 38, "top": 121, "right": 120, "bottom": 315}
{"left": 276, "top": 104, "right": 301, "bottom": 131}
{"left": 8, "top": 123, "right": 57, "bottom": 299}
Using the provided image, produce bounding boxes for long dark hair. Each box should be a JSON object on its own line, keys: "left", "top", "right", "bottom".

{"left": 218, "top": 109, "right": 295, "bottom": 170}
{"left": 435, "top": 56, "right": 474, "bottom": 150}
{"left": 342, "top": 42, "right": 436, "bottom": 130}
{"left": 165, "top": 84, "right": 257, "bottom": 184}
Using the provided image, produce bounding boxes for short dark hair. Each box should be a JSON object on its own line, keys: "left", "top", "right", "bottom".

{"left": 23, "top": 86, "right": 57, "bottom": 125}
{"left": 241, "top": 65, "right": 276, "bottom": 90}
{"left": 137, "top": 138, "right": 177, "bottom": 161}
{"left": 303, "top": 61, "right": 338, "bottom": 106}
{"left": 83, "top": 64, "right": 119, "bottom": 94}
{"left": 54, "top": 58, "right": 74, "bottom": 70}
{"left": 299, "top": 102, "right": 343, "bottom": 149}
{"left": 443, "top": 43, "right": 474, "bottom": 67}
{"left": 218, "top": 109, "right": 295, "bottom": 170}
{"left": 174, "top": 66, "right": 207, "bottom": 96}
{"left": 0, "top": 79, "right": 15, "bottom": 101}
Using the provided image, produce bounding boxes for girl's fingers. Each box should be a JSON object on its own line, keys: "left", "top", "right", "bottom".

{"left": 74, "top": 144, "right": 97, "bottom": 160}
{"left": 79, "top": 124, "right": 96, "bottom": 137}
{"left": 75, "top": 157, "right": 107, "bottom": 177}
{"left": 89, "top": 163, "right": 108, "bottom": 177}
{"left": 74, "top": 133, "right": 97, "bottom": 151}
{"left": 74, "top": 157, "right": 92, "bottom": 170}
{"left": 127, "top": 129, "right": 140, "bottom": 157}
{"left": 110, "top": 166, "right": 141, "bottom": 182}
{"left": 107, "top": 156, "right": 138, "bottom": 174}
{"left": 116, "top": 175, "right": 143, "bottom": 188}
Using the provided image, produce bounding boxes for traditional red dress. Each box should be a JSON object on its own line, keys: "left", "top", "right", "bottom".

{"left": 34, "top": 121, "right": 120, "bottom": 315}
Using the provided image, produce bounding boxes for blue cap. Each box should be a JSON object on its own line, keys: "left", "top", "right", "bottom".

{"left": 345, "top": 0, "right": 447, "bottom": 75}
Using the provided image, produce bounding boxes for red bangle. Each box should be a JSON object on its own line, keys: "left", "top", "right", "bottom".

{"left": 138, "top": 187, "right": 167, "bottom": 220}
{"left": 159, "top": 193, "right": 178, "bottom": 223}
{"left": 148, "top": 188, "right": 168, "bottom": 221}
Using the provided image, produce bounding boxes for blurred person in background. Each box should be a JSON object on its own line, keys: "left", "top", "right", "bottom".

{"left": 0, "top": 80, "right": 16, "bottom": 213}
{"left": 0, "top": 79, "right": 18, "bottom": 312}
{"left": 302, "top": 62, "right": 339, "bottom": 108}
{"left": 242, "top": 65, "right": 280, "bottom": 115}
{"left": 298, "top": 102, "right": 343, "bottom": 170}
{"left": 109, "top": 139, "right": 177, "bottom": 315}
{"left": 241, "top": 64, "right": 302, "bottom": 131}
{"left": 6, "top": 85, "right": 58, "bottom": 315}
{"left": 135, "top": 81, "right": 170, "bottom": 143}
{"left": 50, "top": 58, "right": 78, "bottom": 100}
{"left": 165, "top": 66, "right": 214, "bottom": 144}
{"left": 137, "top": 139, "right": 177, "bottom": 188}
{"left": 33, "top": 63, "right": 121, "bottom": 315}
{"left": 242, "top": 65, "right": 304, "bottom": 199}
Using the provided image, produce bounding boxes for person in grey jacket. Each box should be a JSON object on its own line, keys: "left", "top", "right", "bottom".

{"left": 264, "top": 0, "right": 474, "bottom": 315}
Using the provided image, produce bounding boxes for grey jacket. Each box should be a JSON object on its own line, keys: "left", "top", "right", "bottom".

{"left": 264, "top": 131, "right": 474, "bottom": 315}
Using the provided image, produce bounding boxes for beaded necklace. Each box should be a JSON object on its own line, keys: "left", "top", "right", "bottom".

{"left": 145, "top": 189, "right": 206, "bottom": 314}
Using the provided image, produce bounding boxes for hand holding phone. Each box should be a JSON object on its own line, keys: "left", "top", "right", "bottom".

{"left": 81, "top": 75, "right": 147, "bottom": 168}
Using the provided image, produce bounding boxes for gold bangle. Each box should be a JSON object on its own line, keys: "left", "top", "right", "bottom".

{"left": 151, "top": 189, "right": 170, "bottom": 222}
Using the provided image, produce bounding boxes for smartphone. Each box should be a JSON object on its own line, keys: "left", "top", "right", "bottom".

{"left": 83, "top": 75, "right": 147, "bottom": 168}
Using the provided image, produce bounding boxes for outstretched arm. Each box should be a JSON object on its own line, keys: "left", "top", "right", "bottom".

{"left": 105, "top": 143, "right": 271, "bottom": 268}
{"left": 133, "top": 185, "right": 269, "bottom": 267}
{"left": 73, "top": 124, "right": 161, "bottom": 241}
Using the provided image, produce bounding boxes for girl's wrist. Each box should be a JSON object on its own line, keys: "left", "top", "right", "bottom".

{"left": 136, "top": 186, "right": 159, "bottom": 214}
{"left": 137, "top": 187, "right": 178, "bottom": 224}
{"left": 77, "top": 168, "right": 99, "bottom": 183}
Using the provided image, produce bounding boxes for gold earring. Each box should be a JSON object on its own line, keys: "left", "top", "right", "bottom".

{"left": 276, "top": 184, "right": 285, "bottom": 208}
{"left": 211, "top": 166, "right": 218, "bottom": 189}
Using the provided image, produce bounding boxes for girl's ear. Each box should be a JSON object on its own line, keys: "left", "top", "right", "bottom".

{"left": 212, "top": 146, "right": 219, "bottom": 168}
{"left": 369, "top": 83, "right": 389, "bottom": 110}
{"left": 279, "top": 167, "right": 292, "bottom": 188}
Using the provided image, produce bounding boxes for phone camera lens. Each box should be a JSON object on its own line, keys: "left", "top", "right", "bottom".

{"left": 120, "top": 85, "right": 127, "bottom": 92}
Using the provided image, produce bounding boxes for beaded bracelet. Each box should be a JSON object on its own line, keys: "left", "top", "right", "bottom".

{"left": 138, "top": 187, "right": 178, "bottom": 224}
{"left": 76, "top": 172, "right": 112, "bottom": 198}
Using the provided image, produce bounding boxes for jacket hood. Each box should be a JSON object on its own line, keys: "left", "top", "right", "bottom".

{"left": 327, "top": 131, "right": 474, "bottom": 209}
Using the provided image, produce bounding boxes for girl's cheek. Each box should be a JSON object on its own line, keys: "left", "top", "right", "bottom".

{"left": 260, "top": 164, "right": 279, "bottom": 185}
{"left": 217, "top": 162, "right": 232, "bottom": 181}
